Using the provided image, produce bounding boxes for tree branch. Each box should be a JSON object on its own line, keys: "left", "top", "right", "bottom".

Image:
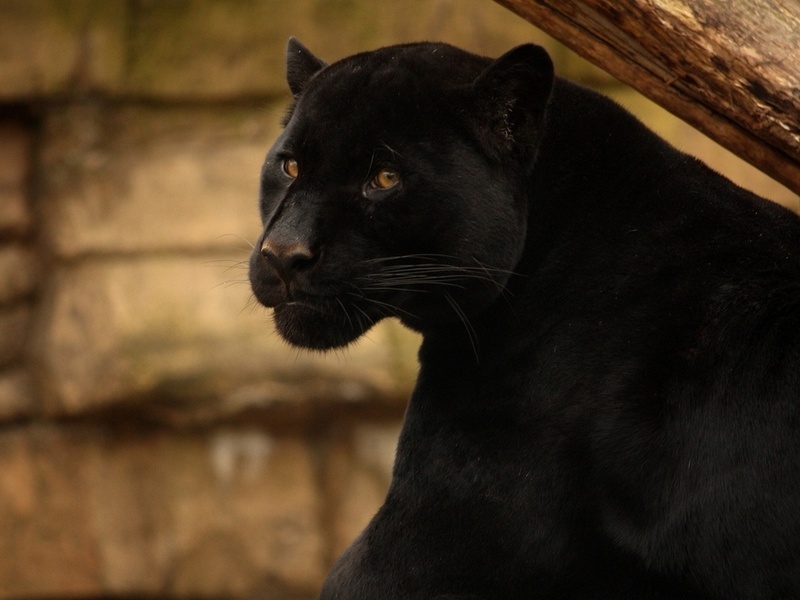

{"left": 493, "top": 0, "right": 800, "bottom": 195}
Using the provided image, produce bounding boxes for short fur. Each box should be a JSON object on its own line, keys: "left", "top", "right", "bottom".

{"left": 249, "top": 38, "right": 800, "bottom": 599}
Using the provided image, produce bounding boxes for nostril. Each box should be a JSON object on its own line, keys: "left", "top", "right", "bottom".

{"left": 259, "top": 239, "right": 318, "bottom": 280}
{"left": 289, "top": 247, "right": 318, "bottom": 271}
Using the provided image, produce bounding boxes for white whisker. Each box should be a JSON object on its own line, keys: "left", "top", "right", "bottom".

{"left": 444, "top": 292, "right": 479, "bottom": 361}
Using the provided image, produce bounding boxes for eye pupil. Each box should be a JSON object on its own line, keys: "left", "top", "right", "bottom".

{"left": 374, "top": 169, "right": 400, "bottom": 189}
{"left": 283, "top": 158, "right": 299, "bottom": 179}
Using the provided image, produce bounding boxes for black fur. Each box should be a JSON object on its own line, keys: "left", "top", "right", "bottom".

{"left": 249, "top": 40, "right": 800, "bottom": 599}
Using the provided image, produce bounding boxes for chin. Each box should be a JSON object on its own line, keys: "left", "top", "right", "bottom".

{"left": 272, "top": 302, "right": 377, "bottom": 350}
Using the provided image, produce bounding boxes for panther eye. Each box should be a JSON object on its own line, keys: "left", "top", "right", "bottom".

{"left": 282, "top": 157, "right": 299, "bottom": 179}
{"left": 371, "top": 168, "right": 401, "bottom": 190}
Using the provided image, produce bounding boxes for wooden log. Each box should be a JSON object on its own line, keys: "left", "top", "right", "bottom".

{"left": 492, "top": 0, "right": 800, "bottom": 195}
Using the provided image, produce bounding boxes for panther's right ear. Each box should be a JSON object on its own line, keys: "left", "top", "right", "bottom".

{"left": 286, "top": 37, "right": 327, "bottom": 97}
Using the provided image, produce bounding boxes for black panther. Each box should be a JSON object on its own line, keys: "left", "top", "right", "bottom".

{"left": 249, "top": 38, "right": 800, "bottom": 599}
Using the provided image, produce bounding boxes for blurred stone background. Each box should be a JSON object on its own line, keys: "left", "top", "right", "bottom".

{"left": 0, "top": 1, "right": 797, "bottom": 598}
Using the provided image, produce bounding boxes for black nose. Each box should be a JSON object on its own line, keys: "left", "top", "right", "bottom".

{"left": 260, "top": 239, "right": 318, "bottom": 282}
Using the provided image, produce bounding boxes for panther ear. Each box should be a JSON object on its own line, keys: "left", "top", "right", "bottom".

{"left": 286, "top": 37, "right": 328, "bottom": 97}
{"left": 473, "top": 44, "right": 554, "bottom": 154}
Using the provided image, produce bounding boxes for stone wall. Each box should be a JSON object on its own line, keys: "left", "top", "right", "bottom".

{"left": 0, "top": 1, "right": 797, "bottom": 599}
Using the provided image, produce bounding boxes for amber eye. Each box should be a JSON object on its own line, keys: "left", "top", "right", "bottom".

{"left": 371, "top": 168, "right": 401, "bottom": 190}
{"left": 282, "top": 157, "right": 299, "bottom": 179}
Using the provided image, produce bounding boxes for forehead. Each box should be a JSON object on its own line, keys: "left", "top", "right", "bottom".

{"left": 288, "top": 44, "right": 486, "bottom": 138}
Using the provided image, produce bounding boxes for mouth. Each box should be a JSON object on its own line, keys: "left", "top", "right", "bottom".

{"left": 275, "top": 298, "right": 319, "bottom": 310}
{"left": 274, "top": 287, "right": 351, "bottom": 310}
{"left": 270, "top": 294, "right": 381, "bottom": 350}
{"left": 271, "top": 297, "right": 333, "bottom": 321}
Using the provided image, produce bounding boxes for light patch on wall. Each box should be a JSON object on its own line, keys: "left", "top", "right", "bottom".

{"left": 210, "top": 428, "right": 274, "bottom": 487}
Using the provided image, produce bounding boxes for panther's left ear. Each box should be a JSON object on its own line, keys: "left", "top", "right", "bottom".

{"left": 473, "top": 44, "right": 554, "bottom": 154}
{"left": 286, "top": 37, "right": 328, "bottom": 97}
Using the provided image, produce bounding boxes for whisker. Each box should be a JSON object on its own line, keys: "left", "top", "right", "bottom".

{"left": 362, "top": 255, "right": 518, "bottom": 288}
{"left": 350, "top": 302, "right": 374, "bottom": 327}
{"left": 380, "top": 141, "right": 404, "bottom": 159}
{"left": 335, "top": 297, "right": 357, "bottom": 332}
{"left": 216, "top": 233, "right": 256, "bottom": 249}
{"left": 205, "top": 259, "right": 252, "bottom": 281}
{"left": 362, "top": 268, "right": 506, "bottom": 294}
{"left": 444, "top": 292, "right": 479, "bottom": 360}
{"left": 205, "top": 258, "right": 249, "bottom": 266}
{"left": 366, "top": 149, "right": 376, "bottom": 179}
{"left": 211, "top": 278, "right": 252, "bottom": 291}
{"left": 239, "top": 293, "right": 263, "bottom": 317}
{"left": 368, "top": 253, "right": 519, "bottom": 274}
{"left": 362, "top": 279, "right": 467, "bottom": 291}
{"left": 349, "top": 292, "right": 416, "bottom": 320}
